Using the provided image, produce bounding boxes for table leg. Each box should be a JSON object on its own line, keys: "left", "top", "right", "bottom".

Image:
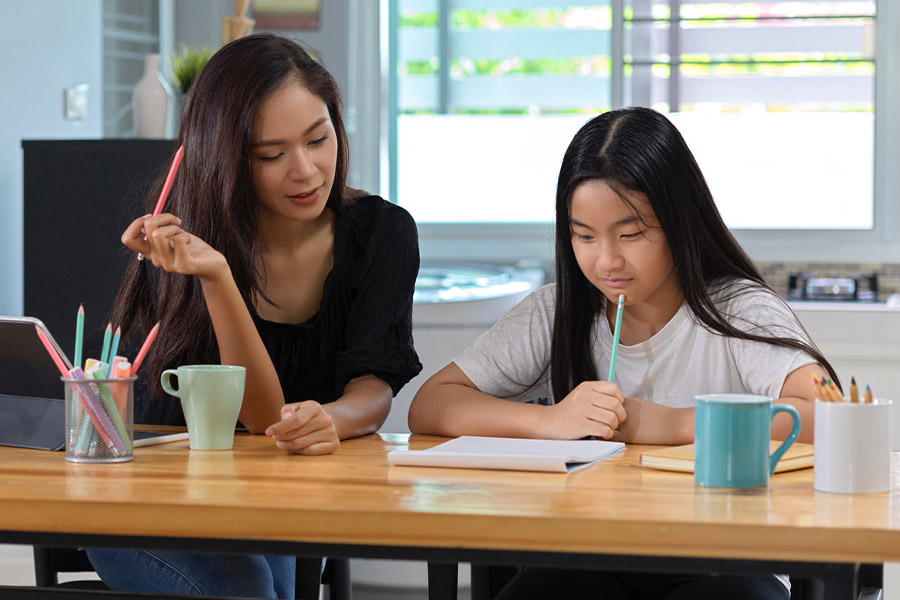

{"left": 428, "top": 562, "right": 458, "bottom": 600}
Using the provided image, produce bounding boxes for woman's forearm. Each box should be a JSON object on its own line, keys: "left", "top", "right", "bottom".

{"left": 199, "top": 271, "right": 284, "bottom": 433}
{"left": 322, "top": 374, "right": 393, "bottom": 439}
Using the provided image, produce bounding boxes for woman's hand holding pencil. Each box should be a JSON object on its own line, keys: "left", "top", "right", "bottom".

{"left": 137, "top": 145, "right": 184, "bottom": 261}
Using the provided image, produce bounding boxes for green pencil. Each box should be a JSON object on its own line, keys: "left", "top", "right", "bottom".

{"left": 73, "top": 304, "right": 84, "bottom": 370}
{"left": 607, "top": 294, "right": 625, "bottom": 382}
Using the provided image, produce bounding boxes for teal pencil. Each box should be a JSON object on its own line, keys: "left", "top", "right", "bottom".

{"left": 105, "top": 326, "right": 121, "bottom": 377}
{"left": 99, "top": 323, "right": 113, "bottom": 367}
{"left": 607, "top": 294, "right": 625, "bottom": 382}
{"left": 70, "top": 304, "right": 85, "bottom": 448}
{"left": 73, "top": 304, "right": 84, "bottom": 370}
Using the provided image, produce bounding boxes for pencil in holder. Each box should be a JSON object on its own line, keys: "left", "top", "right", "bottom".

{"left": 63, "top": 376, "right": 136, "bottom": 463}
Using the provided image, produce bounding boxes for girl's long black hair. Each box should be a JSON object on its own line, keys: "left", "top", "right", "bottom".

{"left": 110, "top": 34, "right": 356, "bottom": 417}
{"left": 550, "top": 107, "right": 839, "bottom": 402}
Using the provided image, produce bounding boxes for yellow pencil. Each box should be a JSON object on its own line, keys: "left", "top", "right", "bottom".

{"left": 849, "top": 377, "right": 859, "bottom": 403}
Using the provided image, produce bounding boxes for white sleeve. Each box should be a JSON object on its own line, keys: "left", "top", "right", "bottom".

{"left": 453, "top": 284, "right": 555, "bottom": 401}
{"left": 724, "top": 286, "right": 819, "bottom": 398}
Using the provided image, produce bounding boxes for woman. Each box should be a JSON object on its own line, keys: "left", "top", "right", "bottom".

{"left": 87, "top": 33, "right": 421, "bottom": 598}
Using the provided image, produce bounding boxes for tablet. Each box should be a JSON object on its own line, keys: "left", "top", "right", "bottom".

{"left": 0, "top": 316, "right": 71, "bottom": 450}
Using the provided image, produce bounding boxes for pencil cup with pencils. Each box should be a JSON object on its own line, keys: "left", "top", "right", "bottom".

{"left": 63, "top": 376, "right": 136, "bottom": 463}
{"left": 814, "top": 397, "right": 892, "bottom": 494}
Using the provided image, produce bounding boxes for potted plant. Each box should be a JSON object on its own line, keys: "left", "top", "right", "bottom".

{"left": 171, "top": 44, "right": 212, "bottom": 96}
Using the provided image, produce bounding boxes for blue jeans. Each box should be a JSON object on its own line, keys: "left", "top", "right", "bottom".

{"left": 85, "top": 548, "right": 296, "bottom": 599}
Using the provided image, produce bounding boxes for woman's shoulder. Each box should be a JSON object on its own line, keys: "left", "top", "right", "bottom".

{"left": 340, "top": 194, "right": 416, "bottom": 235}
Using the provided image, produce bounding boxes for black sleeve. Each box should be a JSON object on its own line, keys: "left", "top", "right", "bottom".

{"left": 334, "top": 204, "right": 423, "bottom": 396}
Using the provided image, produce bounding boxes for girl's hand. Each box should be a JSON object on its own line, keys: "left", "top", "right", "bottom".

{"left": 265, "top": 401, "right": 340, "bottom": 455}
{"left": 544, "top": 380, "right": 627, "bottom": 440}
{"left": 121, "top": 213, "right": 228, "bottom": 280}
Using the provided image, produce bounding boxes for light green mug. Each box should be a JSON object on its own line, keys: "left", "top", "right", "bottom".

{"left": 161, "top": 365, "right": 246, "bottom": 450}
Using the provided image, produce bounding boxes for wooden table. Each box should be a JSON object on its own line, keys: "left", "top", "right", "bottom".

{"left": 0, "top": 432, "right": 897, "bottom": 599}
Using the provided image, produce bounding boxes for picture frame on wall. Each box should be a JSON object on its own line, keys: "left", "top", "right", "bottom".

{"left": 253, "top": 0, "right": 320, "bottom": 30}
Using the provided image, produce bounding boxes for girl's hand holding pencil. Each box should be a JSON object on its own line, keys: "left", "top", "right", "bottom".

{"left": 544, "top": 380, "right": 627, "bottom": 440}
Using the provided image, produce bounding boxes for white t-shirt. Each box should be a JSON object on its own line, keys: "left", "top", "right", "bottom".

{"left": 454, "top": 280, "right": 818, "bottom": 405}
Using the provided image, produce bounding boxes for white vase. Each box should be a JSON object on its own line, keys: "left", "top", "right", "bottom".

{"left": 132, "top": 53, "right": 173, "bottom": 138}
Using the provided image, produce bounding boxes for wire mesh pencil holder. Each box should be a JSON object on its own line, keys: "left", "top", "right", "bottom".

{"left": 63, "top": 376, "right": 136, "bottom": 463}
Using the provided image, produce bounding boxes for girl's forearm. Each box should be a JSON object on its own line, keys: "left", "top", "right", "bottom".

{"left": 199, "top": 270, "right": 284, "bottom": 433}
{"left": 410, "top": 380, "right": 549, "bottom": 439}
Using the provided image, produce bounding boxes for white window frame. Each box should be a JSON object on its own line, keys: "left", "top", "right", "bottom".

{"left": 360, "top": 1, "right": 900, "bottom": 265}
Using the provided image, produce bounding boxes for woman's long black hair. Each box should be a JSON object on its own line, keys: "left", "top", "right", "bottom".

{"left": 110, "top": 33, "right": 356, "bottom": 416}
{"left": 550, "top": 107, "right": 839, "bottom": 402}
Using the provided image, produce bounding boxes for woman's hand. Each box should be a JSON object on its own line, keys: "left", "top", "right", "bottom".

{"left": 122, "top": 213, "right": 228, "bottom": 281}
{"left": 543, "top": 380, "right": 627, "bottom": 440}
{"left": 265, "top": 401, "right": 340, "bottom": 455}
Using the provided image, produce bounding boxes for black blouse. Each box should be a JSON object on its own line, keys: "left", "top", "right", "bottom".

{"left": 137, "top": 195, "right": 422, "bottom": 425}
{"left": 252, "top": 195, "right": 422, "bottom": 404}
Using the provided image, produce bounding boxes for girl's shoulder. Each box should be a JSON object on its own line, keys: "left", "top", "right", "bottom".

{"left": 709, "top": 277, "right": 793, "bottom": 319}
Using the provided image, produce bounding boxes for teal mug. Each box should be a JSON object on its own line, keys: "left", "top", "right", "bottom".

{"left": 161, "top": 365, "right": 245, "bottom": 450}
{"left": 694, "top": 394, "right": 801, "bottom": 488}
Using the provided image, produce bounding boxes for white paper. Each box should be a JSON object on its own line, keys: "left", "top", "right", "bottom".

{"left": 388, "top": 436, "right": 625, "bottom": 473}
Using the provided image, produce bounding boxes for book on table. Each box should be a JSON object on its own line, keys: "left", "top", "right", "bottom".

{"left": 639, "top": 441, "right": 815, "bottom": 473}
{"left": 388, "top": 435, "right": 625, "bottom": 473}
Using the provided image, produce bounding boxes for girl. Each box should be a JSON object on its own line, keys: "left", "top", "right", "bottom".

{"left": 409, "top": 107, "right": 837, "bottom": 600}
{"left": 86, "top": 33, "right": 421, "bottom": 598}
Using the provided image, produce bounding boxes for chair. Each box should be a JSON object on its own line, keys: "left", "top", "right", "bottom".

{"left": 33, "top": 546, "right": 352, "bottom": 599}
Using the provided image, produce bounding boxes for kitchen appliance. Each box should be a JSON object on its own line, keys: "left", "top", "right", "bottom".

{"left": 788, "top": 273, "right": 878, "bottom": 302}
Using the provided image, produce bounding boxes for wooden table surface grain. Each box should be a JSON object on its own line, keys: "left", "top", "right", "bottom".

{"left": 2, "top": 432, "right": 900, "bottom": 565}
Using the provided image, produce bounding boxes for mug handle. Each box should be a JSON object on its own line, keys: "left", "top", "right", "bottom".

{"left": 768, "top": 404, "right": 801, "bottom": 476}
{"left": 160, "top": 369, "right": 181, "bottom": 398}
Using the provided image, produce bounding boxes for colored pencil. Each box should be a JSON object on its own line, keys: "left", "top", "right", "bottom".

{"left": 69, "top": 366, "right": 126, "bottom": 454}
{"left": 152, "top": 145, "right": 184, "bottom": 216}
{"left": 864, "top": 384, "right": 874, "bottom": 404}
{"left": 74, "top": 304, "right": 84, "bottom": 370}
{"left": 99, "top": 323, "right": 113, "bottom": 368}
{"left": 607, "top": 294, "right": 626, "bottom": 382}
{"left": 35, "top": 325, "right": 69, "bottom": 377}
{"left": 105, "top": 327, "right": 121, "bottom": 377}
{"left": 130, "top": 322, "right": 160, "bottom": 376}
{"left": 849, "top": 377, "right": 859, "bottom": 403}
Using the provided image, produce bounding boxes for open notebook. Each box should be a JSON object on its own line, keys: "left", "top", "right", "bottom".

{"left": 388, "top": 436, "right": 625, "bottom": 473}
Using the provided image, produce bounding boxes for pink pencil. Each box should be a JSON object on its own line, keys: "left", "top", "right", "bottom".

{"left": 130, "top": 322, "right": 160, "bottom": 376}
{"left": 35, "top": 325, "right": 69, "bottom": 377}
{"left": 152, "top": 145, "right": 185, "bottom": 216}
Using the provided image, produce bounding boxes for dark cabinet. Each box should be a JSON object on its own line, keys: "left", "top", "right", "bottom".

{"left": 22, "top": 139, "right": 176, "bottom": 357}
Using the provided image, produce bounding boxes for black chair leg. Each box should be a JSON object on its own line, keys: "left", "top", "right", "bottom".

{"left": 296, "top": 557, "right": 324, "bottom": 600}
{"left": 33, "top": 546, "right": 57, "bottom": 587}
{"left": 325, "top": 558, "right": 352, "bottom": 600}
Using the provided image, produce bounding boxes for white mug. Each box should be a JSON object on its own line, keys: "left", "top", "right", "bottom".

{"left": 814, "top": 399, "right": 892, "bottom": 494}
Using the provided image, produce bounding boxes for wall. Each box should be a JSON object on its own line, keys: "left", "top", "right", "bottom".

{"left": 0, "top": 1, "right": 103, "bottom": 316}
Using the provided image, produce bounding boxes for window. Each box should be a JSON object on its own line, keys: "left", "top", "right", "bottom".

{"left": 102, "top": 0, "right": 164, "bottom": 137}
{"left": 389, "top": 1, "right": 877, "bottom": 231}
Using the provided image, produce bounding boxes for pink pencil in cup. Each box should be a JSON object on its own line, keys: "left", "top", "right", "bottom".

{"left": 34, "top": 325, "right": 123, "bottom": 454}
{"left": 130, "top": 322, "right": 160, "bottom": 377}
{"left": 138, "top": 146, "right": 184, "bottom": 261}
